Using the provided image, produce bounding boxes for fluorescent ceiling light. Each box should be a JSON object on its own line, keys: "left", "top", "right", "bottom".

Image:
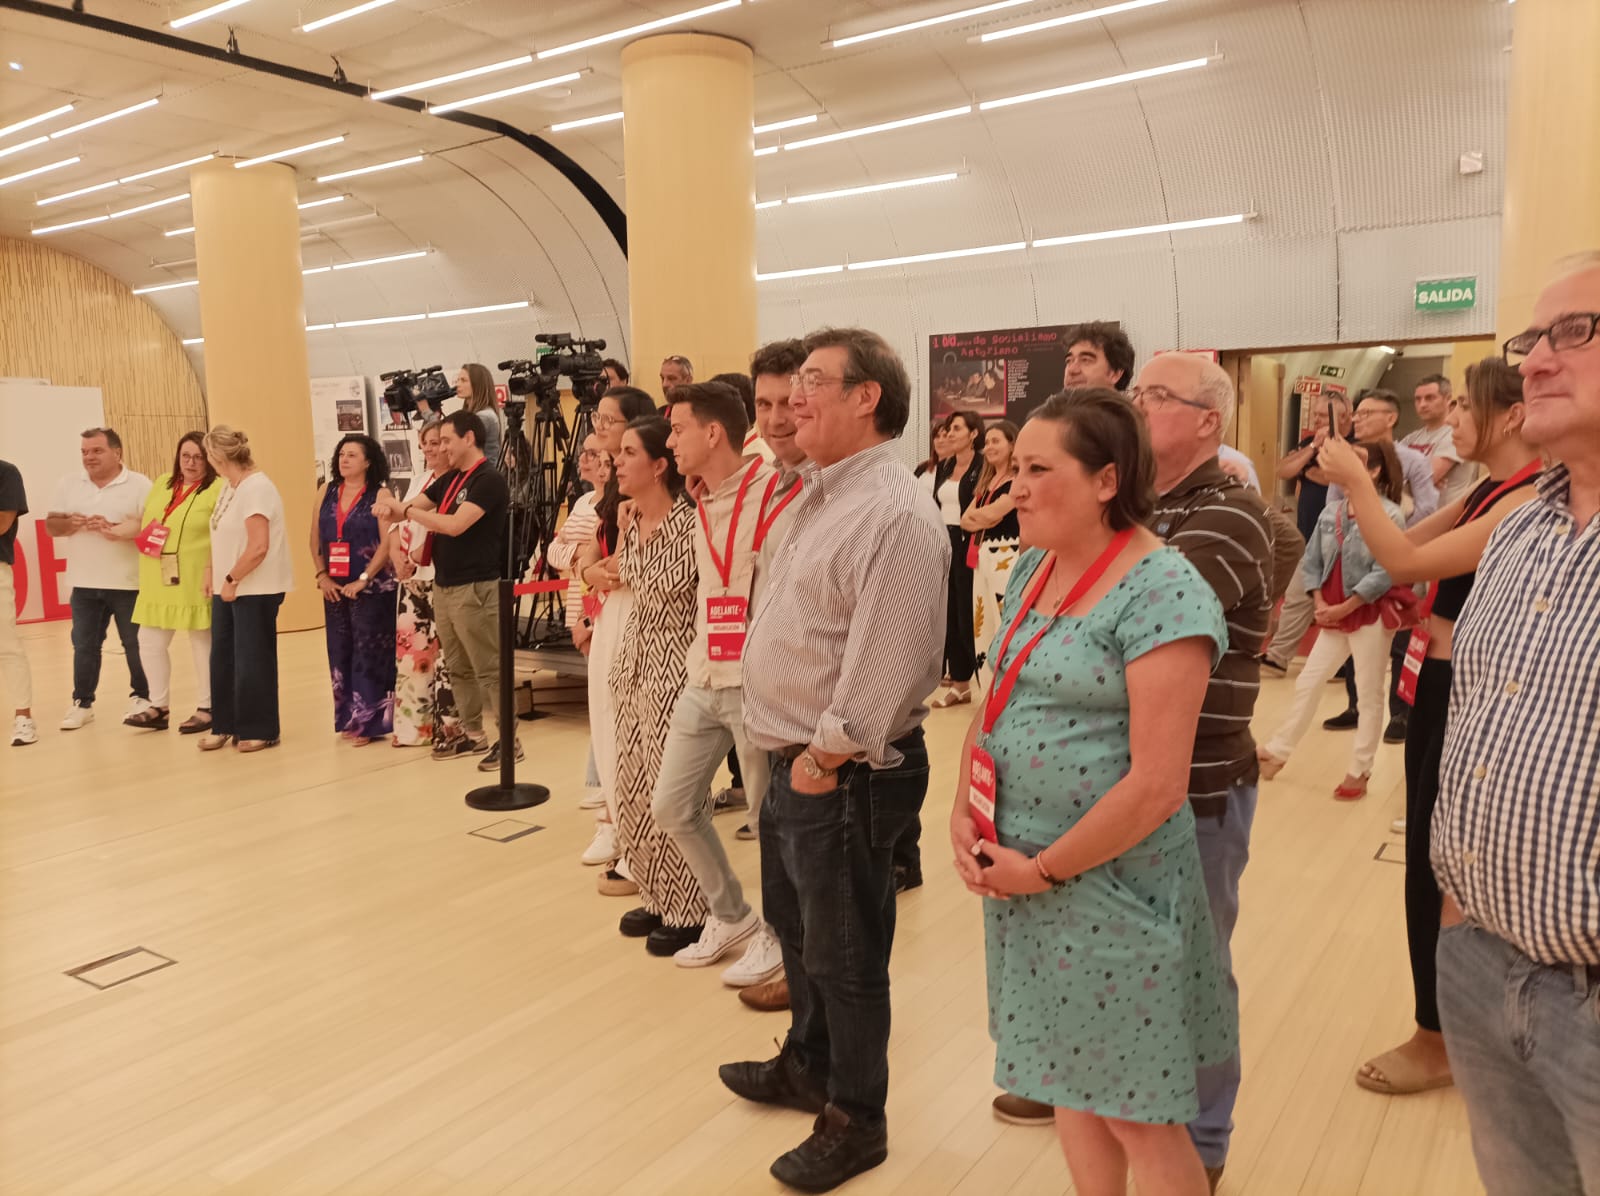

{"left": 182, "top": 337, "right": 204, "bottom": 346}
{"left": 300, "top": 0, "right": 400, "bottom": 33}
{"left": 50, "top": 98, "right": 160, "bottom": 139}
{"left": 753, "top": 114, "right": 818, "bottom": 135}
{"left": 39, "top": 153, "right": 215, "bottom": 206}
{"left": 306, "top": 323, "right": 335, "bottom": 331}
{"left": 427, "top": 72, "right": 583, "bottom": 115}
{"left": 981, "top": 0, "right": 1169, "bottom": 42}
{"left": 298, "top": 194, "right": 347, "bottom": 210}
{"left": 979, "top": 56, "right": 1212, "bottom": 111}
{"left": 551, "top": 111, "right": 623, "bottom": 132}
{"left": 537, "top": 0, "right": 741, "bottom": 59}
{"left": 754, "top": 199, "right": 782, "bottom": 210}
{"left": 39, "top": 179, "right": 120, "bottom": 205}
{"left": 754, "top": 145, "right": 779, "bottom": 157}
{"left": 0, "top": 136, "right": 49, "bottom": 162}
{"left": 164, "top": 225, "right": 196, "bottom": 237}
{"left": 32, "top": 213, "right": 110, "bottom": 235}
{"left": 0, "top": 156, "right": 79, "bottom": 187}
{"left": 429, "top": 301, "right": 530, "bottom": 318}
{"left": 132, "top": 279, "right": 200, "bottom": 294}
{"left": 831, "top": 0, "right": 1041, "bottom": 48}
{"left": 112, "top": 193, "right": 190, "bottom": 219}
{"left": 850, "top": 241, "right": 1026, "bottom": 271}
{"left": 170, "top": 0, "right": 254, "bottom": 29}
{"left": 316, "top": 154, "right": 423, "bottom": 182}
{"left": 1031, "top": 212, "right": 1251, "bottom": 248}
{"left": 235, "top": 135, "right": 346, "bottom": 168}
{"left": 335, "top": 313, "right": 428, "bottom": 328}
{"left": 755, "top": 264, "right": 846, "bottom": 281}
{"left": 334, "top": 249, "right": 427, "bottom": 270}
{"left": 0, "top": 103, "right": 74, "bottom": 140}
{"left": 786, "top": 171, "right": 959, "bottom": 205}
{"left": 783, "top": 105, "right": 971, "bottom": 151}
{"left": 370, "top": 55, "right": 532, "bottom": 102}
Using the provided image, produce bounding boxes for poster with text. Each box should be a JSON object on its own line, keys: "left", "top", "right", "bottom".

{"left": 311, "top": 376, "right": 370, "bottom": 486}
{"left": 929, "top": 325, "right": 1072, "bottom": 425}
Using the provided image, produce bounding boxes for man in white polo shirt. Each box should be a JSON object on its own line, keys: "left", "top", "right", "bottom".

{"left": 45, "top": 427, "right": 152, "bottom": 729}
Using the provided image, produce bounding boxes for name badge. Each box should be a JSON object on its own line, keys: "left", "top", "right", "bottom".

{"left": 706, "top": 594, "right": 748, "bottom": 662}
{"left": 969, "top": 743, "right": 998, "bottom": 843}
{"left": 160, "top": 555, "right": 181, "bottom": 587}
{"left": 135, "top": 521, "right": 170, "bottom": 558}
{"left": 1396, "top": 624, "right": 1431, "bottom": 707}
{"left": 328, "top": 541, "right": 352, "bottom": 578}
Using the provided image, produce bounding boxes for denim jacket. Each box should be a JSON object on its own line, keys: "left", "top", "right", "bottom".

{"left": 1298, "top": 496, "right": 1405, "bottom": 602}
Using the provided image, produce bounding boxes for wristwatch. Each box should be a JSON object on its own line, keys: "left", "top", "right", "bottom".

{"left": 358, "top": 571, "right": 370, "bottom": 582}
{"left": 798, "top": 748, "right": 837, "bottom": 782}
{"left": 224, "top": 573, "right": 235, "bottom": 584}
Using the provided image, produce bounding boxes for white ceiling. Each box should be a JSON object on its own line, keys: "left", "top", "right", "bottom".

{"left": 0, "top": 0, "right": 1513, "bottom": 399}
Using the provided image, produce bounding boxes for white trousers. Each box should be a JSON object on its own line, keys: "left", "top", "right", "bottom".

{"left": 0, "top": 562, "right": 31, "bottom": 709}
{"left": 1264, "top": 617, "right": 1389, "bottom": 777}
{"left": 137, "top": 624, "right": 213, "bottom": 709}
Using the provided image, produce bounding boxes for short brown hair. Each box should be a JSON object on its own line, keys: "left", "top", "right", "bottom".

{"left": 1357, "top": 439, "right": 1405, "bottom": 504}
{"left": 709, "top": 371, "right": 755, "bottom": 421}
{"left": 1462, "top": 356, "right": 1524, "bottom": 460}
{"left": 801, "top": 326, "right": 911, "bottom": 436}
{"left": 750, "top": 338, "right": 805, "bottom": 381}
{"left": 82, "top": 426, "right": 123, "bottom": 452}
{"left": 674, "top": 380, "right": 749, "bottom": 446}
{"left": 1027, "top": 388, "right": 1155, "bottom": 530}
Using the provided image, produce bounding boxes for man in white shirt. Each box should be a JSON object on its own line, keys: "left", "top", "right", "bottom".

{"left": 1404, "top": 374, "right": 1476, "bottom": 505}
{"left": 44, "top": 428, "right": 153, "bottom": 729}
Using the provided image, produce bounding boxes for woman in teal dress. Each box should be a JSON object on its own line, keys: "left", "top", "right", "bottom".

{"left": 950, "top": 390, "right": 1234, "bottom": 1196}
{"left": 127, "top": 432, "right": 220, "bottom": 733}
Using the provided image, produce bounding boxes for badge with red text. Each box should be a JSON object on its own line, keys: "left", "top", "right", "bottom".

{"left": 969, "top": 743, "right": 998, "bottom": 843}
{"left": 1396, "top": 624, "right": 1431, "bottom": 707}
{"left": 135, "top": 520, "right": 170, "bottom": 558}
{"left": 706, "top": 594, "right": 749, "bottom": 662}
{"left": 327, "top": 541, "right": 352, "bottom": 578}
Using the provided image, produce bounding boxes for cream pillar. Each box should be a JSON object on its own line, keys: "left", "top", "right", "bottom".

{"left": 191, "top": 159, "right": 319, "bottom": 631}
{"left": 1497, "top": 0, "right": 1600, "bottom": 340}
{"left": 621, "top": 34, "right": 757, "bottom": 393}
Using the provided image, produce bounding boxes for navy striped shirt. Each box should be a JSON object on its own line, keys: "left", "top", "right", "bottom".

{"left": 1432, "top": 465, "right": 1600, "bottom": 965}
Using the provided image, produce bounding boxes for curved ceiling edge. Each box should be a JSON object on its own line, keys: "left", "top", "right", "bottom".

{"left": 0, "top": 0, "right": 628, "bottom": 255}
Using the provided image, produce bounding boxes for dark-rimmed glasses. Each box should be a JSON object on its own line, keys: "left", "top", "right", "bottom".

{"left": 1503, "top": 312, "right": 1600, "bottom": 364}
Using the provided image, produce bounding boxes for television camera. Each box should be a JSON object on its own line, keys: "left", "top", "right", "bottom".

{"left": 378, "top": 365, "right": 452, "bottom": 422}
{"left": 498, "top": 333, "right": 609, "bottom": 420}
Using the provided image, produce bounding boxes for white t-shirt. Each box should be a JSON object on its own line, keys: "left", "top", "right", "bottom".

{"left": 934, "top": 473, "right": 963, "bottom": 526}
{"left": 210, "top": 472, "right": 295, "bottom": 596}
{"left": 1217, "top": 445, "right": 1261, "bottom": 492}
{"left": 401, "top": 472, "right": 441, "bottom": 582}
{"left": 1402, "top": 423, "right": 1475, "bottom": 505}
{"left": 51, "top": 467, "right": 152, "bottom": 591}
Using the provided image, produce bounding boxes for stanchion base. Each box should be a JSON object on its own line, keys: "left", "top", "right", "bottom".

{"left": 465, "top": 783, "right": 551, "bottom": 812}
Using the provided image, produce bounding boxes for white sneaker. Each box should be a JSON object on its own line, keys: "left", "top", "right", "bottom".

{"left": 124, "top": 696, "right": 154, "bottom": 720}
{"left": 581, "top": 821, "right": 618, "bottom": 866}
{"left": 674, "top": 910, "right": 759, "bottom": 969}
{"left": 1391, "top": 817, "right": 1407, "bottom": 835}
{"left": 720, "top": 923, "right": 785, "bottom": 987}
{"left": 11, "top": 715, "right": 37, "bottom": 746}
{"left": 578, "top": 788, "right": 606, "bottom": 811}
{"left": 60, "top": 702, "right": 94, "bottom": 731}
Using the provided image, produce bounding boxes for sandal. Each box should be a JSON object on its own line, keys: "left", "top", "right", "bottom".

{"left": 1355, "top": 1047, "right": 1453, "bottom": 1095}
{"left": 124, "top": 706, "right": 170, "bottom": 731}
{"left": 930, "top": 688, "right": 973, "bottom": 709}
{"left": 179, "top": 709, "right": 212, "bottom": 734}
{"left": 1334, "top": 774, "right": 1369, "bottom": 801}
{"left": 198, "top": 733, "right": 234, "bottom": 752}
{"left": 349, "top": 736, "right": 375, "bottom": 747}
{"left": 237, "top": 738, "right": 281, "bottom": 753}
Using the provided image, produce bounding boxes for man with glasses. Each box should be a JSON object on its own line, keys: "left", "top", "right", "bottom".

{"left": 722, "top": 327, "right": 948, "bottom": 1192}
{"left": 1430, "top": 253, "right": 1600, "bottom": 1194}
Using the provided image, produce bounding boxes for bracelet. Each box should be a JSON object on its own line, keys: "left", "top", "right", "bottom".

{"left": 316, "top": 569, "right": 328, "bottom": 579}
{"left": 1034, "top": 852, "right": 1063, "bottom": 886}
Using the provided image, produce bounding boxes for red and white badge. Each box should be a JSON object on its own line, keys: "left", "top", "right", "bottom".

{"left": 1396, "top": 622, "right": 1431, "bottom": 707}
{"left": 327, "top": 541, "right": 352, "bottom": 578}
{"left": 706, "top": 594, "right": 749, "bottom": 661}
{"left": 968, "top": 744, "right": 998, "bottom": 843}
{"left": 135, "top": 520, "right": 170, "bottom": 558}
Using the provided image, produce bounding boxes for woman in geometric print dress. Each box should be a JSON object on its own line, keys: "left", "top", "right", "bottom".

{"left": 607, "top": 416, "right": 707, "bottom": 956}
{"left": 950, "top": 391, "right": 1233, "bottom": 1196}
{"left": 391, "top": 419, "right": 461, "bottom": 750}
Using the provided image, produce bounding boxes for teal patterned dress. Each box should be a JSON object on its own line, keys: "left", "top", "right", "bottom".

{"left": 982, "top": 546, "right": 1235, "bottom": 1124}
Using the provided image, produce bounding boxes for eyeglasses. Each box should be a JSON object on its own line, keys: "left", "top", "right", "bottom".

{"left": 594, "top": 413, "right": 624, "bottom": 429}
{"left": 789, "top": 370, "right": 862, "bottom": 396}
{"left": 1503, "top": 312, "right": 1600, "bottom": 364}
{"left": 579, "top": 449, "right": 606, "bottom": 461}
{"left": 1127, "top": 385, "right": 1211, "bottom": 413}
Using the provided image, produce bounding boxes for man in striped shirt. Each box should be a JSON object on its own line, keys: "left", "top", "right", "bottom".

{"left": 721, "top": 327, "right": 949, "bottom": 1193}
{"left": 1431, "top": 253, "right": 1600, "bottom": 1194}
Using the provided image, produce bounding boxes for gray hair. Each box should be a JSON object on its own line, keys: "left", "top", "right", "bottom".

{"left": 1173, "top": 353, "right": 1235, "bottom": 436}
{"left": 1554, "top": 250, "right": 1600, "bottom": 282}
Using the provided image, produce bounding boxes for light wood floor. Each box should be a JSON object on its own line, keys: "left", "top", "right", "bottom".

{"left": 0, "top": 622, "right": 1482, "bottom": 1195}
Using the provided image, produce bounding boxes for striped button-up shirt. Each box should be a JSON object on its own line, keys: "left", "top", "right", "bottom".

{"left": 744, "top": 438, "right": 950, "bottom": 768}
{"left": 1432, "top": 465, "right": 1600, "bottom": 965}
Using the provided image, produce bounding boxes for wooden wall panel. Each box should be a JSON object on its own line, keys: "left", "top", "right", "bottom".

{"left": 0, "top": 237, "right": 205, "bottom": 475}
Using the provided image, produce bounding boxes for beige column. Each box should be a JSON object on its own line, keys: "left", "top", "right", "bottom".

{"left": 191, "top": 159, "right": 319, "bottom": 631}
{"left": 620, "top": 34, "right": 757, "bottom": 393}
{"left": 1497, "top": 0, "right": 1600, "bottom": 340}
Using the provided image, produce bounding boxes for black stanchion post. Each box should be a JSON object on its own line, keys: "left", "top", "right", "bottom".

{"left": 465, "top": 578, "right": 550, "bottom": 812}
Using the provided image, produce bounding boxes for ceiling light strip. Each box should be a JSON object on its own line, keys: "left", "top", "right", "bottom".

{"left": 427, "top": 72, "right": 583, "bottom": 115}
{"left": 36, "top": 178, "right": 118, "bottom": 205}
{"left": 785, "top": 171, "right": 959, "bottom": 205}
{"left": 428, "top": 301, "right": 530, "bottom": 318}
{"left": 536, "top": 0, "right": 741, "bottom": 60}
{"left": 197, "top": 300, "right": 530, "bottom": 338}
{"left": 235, "top": 135, "right": 346, "bottom": 168}
{"left": 50, "top": 98, "right": 160, "bottom": 140}
{"left": 132, "top": 279, "right": 200, "bottom": 294}
{"left": 551, "top": 111, "right": 623, "bottom": 132}
{"left": 316, "top": 154, "right": 423, "bottom": 183}
{"left": 170, "top": 0, "right": 254, "bottom": 29}
{"left": 754, "top": 199, "right": 783, "bottom": 210}
{"left": 850, "top": 241, "right": 1026, "bottom": 271}
{"left": 111, "top": 192, "right": 191, "bottom": 219}
{"left": 370, "top": 55, "right": 532, "bottom": 102}
{"left": 755, "top": 265, "right": 846, "bottom": 281}
{"left": 38, "top": 154, "right": 215, "bottom": 206}
{"left": 981, "top": 0, "right": 1169, "bottom": 41}
{"left": 300, "top": 0, "right": 400, "bottom": 33}
{"left": 183, "top": 337, "right": 204, "bottom": 346}
{"left": 979, "top": 56, "right": 1211, "bottom": 110}
{"left": 754, "top": 146, "right": 779, "bottom": 157}
{"left": 144, "top": 249, "right": 427, "bottom": 288}
{"left": 1031, "top": 211, "right": 1251, "bottom": 247}
{"left": 31, "top": 213, "right": 109, "bottom": 235}
{"left": 753, "top": 114, "right": 818, "bottom": 135}
{"left": 784, "top": 105, "right": 971, "bottom": 151}
{"left": 0, "top": 156, "right": 79, "bottom": 187}
{"left": 298, "top": 194, "right": 347, "bottom": 210}
{"left": 0, "top": 135, "right": 48, "bottom": 162}
{"left": 0, "top": 103, "right": 74, "bottom": 141}
{"left": 830, "top": 0, "right": 1041, "bottom": 48}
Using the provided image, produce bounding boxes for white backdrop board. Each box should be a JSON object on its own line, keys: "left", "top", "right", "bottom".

{"left": 310, "top": 376, "right": 370, "bottom": 487}
{"left": 0, "top": 382, "right": 107, "bottom": 623}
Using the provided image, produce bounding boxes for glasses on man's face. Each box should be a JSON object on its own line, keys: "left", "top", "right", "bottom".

{"left": 789, "top": 370, "right": 861, "bottom": 396}
{"left": 1127, "top": 385, "right": 1210, "bottom": 413}
{"left": 1503, "top": 312, "right": 1600, "bottom": 364}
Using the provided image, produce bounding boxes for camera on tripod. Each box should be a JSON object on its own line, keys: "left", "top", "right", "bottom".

{"left": 378, "top": 365, "right": 452, "bottom": 422}
{"left": 498, "top": 334, "right": 609, "bottom": 422}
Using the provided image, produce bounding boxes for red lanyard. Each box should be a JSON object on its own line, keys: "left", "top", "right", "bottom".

{"left": 1417, "top": 459, "right": 1542, "bottom": 617}
{"left": 753, "top": 470, "right": 802, "bottom": 552}
{"left": 696, "top": 459, "right": 763, "bottom": 589}
{"left": 439, "top": 459, "right": 484, "bottom": 517}
{"left": 162, "top": 481, "right": 199, "bottom": 522}
{"left": 981, "top": 528, "right": 1136, "bottom": 736}
{"left": 333, "top": 484, "right": 365, "bottom": 541}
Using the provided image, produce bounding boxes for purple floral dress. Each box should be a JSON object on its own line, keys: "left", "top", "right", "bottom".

{"left": 318, "top": 483, "right": 398, "bottom": 737}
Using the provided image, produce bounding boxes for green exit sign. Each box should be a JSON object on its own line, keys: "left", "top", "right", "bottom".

{"left": 1415, "top": 276, "right": 1477, "bottom": 311}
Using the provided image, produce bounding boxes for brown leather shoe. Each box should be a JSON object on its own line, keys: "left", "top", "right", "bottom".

{"left": 991, "top": 1093, "right": 1054, "bottom": 1125}
{"left": 739, "top": 975, "right": 790, "bottom": 1012}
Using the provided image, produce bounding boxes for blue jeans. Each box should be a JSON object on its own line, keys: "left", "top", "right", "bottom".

{"left": 70, "top": 587, "right": 147, "bottom": 706}
{"left": 759, "top": 730, "right": 928, "bottom": 1124}
{"left": 1437, "top": 923, "right": 1600, "bottom": 1195}
{"left": 1187, "top": 781, "right": 1258, "bottom": 1170}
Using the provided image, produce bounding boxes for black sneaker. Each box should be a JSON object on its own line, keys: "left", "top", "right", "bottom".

{"left": 1256, "top": 654, "right": 1288, "bottom": 677}
{"left": 1383, "top": 716, "right": 1409, "bottom": 744}
{"left": 1322, "top": 708, "right": 1360, "bottom": 731}
{"left": 619, "top": 907, "right": 663, "bottom": 938}
{"left": 432, "top": 735, "right": 488, "bottom": 761}
{"left": 719, "top": 1040, "right": 828, "bottom": 1114}
{"left": 645, "top": 923, "right": 704, "bottom": 957}
{"left": 770, "top": 1104, "right": 888, "bottom": 1193}
{"left": 476, "top": 738, "right": 525, "bottom": 772}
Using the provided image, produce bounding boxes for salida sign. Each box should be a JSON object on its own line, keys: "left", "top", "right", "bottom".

{"left": 1415, "top": 276, "right": 1477, "bottom": 312}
